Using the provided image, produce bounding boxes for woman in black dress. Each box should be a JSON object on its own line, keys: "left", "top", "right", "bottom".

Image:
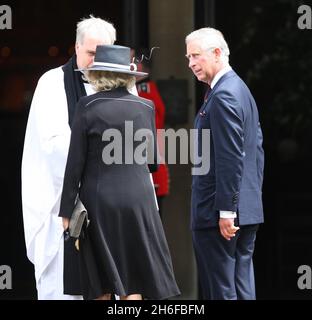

{"left": 59, "top": 45, "right": 180, "bottom": 300}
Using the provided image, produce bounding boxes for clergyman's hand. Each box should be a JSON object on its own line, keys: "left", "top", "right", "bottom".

{"left": 219, "top": 218, "right": 239, "bottom": 241}
{"left": 62, "top": 217, "right": 69, "bottom": 231}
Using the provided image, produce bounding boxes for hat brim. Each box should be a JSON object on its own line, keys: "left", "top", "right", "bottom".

{"left": 75, "top": 65, "right": 147, "bottom": 77}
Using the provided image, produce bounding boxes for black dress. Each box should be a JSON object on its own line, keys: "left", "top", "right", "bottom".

{"left": 59, "top": 87, "right": 180, "bottom": 300}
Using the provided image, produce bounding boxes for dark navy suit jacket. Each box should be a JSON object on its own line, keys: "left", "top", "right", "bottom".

{"left": 191, "top": 70, "right": 264, "bottom": 229}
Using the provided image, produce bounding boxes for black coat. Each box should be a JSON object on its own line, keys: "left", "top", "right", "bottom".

{"left": 59, "top": 87, "right": 180, "bottom": 300}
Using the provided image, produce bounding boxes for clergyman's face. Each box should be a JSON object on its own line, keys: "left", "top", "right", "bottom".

{"left": 186, "top": 40, "right": 217, "bottom": 85}
{"left": 75, "top": 37, "right": 107, "bottom": 69}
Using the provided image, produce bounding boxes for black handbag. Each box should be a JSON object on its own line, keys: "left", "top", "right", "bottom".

{"left": 69, "top": 198, "right": 89, "bottom": 239}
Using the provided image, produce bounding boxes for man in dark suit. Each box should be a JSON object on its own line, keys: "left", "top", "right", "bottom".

{"left": 185, "top": 28, "right": 264, "bottom": 300}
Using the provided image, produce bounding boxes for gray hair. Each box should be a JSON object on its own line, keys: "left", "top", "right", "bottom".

{"left": 76, "top": 15, "right": 116, "bottom": 45}
{"left": 84, "top": 71, "right": 136, "bottom": 92}
{"left": 185, "top": 27, "right": 230, "bottom": 63}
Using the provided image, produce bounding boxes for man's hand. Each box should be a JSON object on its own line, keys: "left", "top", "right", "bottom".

{"left": 62, "top": 217, "right": 69, "bottom": 231}
{"left": 219, "top": 218, "right": 239, "bottom": 241}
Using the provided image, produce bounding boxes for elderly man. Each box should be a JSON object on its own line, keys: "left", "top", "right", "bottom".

{"left": 22, "top": 15, "right": 117, "bottom": 300}
{"left": 186, "top": 27, "right": 264, "bottom": 300}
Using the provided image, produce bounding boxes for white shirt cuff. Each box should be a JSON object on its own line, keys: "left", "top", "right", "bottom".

{"left": 220, "top": 211, "right": 237, "bottom": 219}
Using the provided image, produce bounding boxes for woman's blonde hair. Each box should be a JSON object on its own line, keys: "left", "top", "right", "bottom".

{"left": 84, "top": 71, "right": 136, "bottom": 92}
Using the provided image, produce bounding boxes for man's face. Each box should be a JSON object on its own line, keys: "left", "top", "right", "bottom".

{"left": 186, "top": 41, "right": 218, "bottom": 85}
{"left": 75, "top": 37, "right": 107, "bottom": 69}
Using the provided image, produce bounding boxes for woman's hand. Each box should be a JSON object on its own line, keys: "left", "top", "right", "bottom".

{"left": 62, "top": 217, "right": 70, "bottom": 230}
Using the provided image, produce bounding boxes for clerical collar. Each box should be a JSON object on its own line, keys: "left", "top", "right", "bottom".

{"left": 80, "top": 72, "right": 89, "bottom": 84}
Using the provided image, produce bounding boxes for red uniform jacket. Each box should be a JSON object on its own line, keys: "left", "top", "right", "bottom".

{"left": 137, "top": 80, "right": 169, "bottom": 196}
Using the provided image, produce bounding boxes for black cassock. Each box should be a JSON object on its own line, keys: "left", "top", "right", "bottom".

{"left": 62, "top": 55, "right": 86, "bottom": 295}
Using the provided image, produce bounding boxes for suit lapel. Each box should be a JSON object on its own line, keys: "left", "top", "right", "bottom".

{"left": 195, "top": 70, "right": 237, "bottom": 128}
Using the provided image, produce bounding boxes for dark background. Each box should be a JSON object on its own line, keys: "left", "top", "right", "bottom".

{"left": 1, "top": 0, "right": 312, "bottom": 299}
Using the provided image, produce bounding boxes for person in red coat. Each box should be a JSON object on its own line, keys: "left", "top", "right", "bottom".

{"left": 135, "top": 49, "right": 169, "bottom": 218}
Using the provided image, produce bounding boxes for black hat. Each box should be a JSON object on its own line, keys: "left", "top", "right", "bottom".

{"left": 76, "top": 45, "right": 147, "bottom": 76}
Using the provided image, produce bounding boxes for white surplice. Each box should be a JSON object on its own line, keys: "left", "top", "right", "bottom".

{"left": 22, "top": 66, "right": 82, "bottom": 300}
